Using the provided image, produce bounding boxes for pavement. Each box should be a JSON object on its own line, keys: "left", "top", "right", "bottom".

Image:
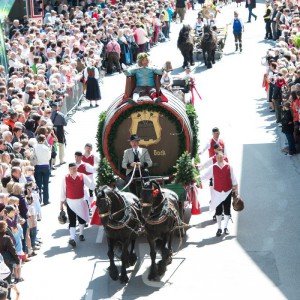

{"left": 13, "top": 2, "right": 300, "bottom": 300}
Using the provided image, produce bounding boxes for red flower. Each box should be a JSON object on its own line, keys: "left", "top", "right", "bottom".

{"left": 153, "top": 189, "right": 160, "bottom": 197}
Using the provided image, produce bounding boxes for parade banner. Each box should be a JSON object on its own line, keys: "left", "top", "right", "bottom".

{"left": 0, "top": 0, "right": 15, "bottom": 19}
{"left": 0, "top": 22, "right": 8, "bottom": 74}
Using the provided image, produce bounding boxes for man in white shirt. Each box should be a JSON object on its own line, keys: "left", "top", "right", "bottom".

{"left": 200, "top": 152, "right": 238, "bottom": 237}
{"left": 60, "top": 163, "right": 95, "bottom": 247}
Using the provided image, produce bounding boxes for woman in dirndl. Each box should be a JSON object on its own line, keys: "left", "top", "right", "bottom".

{"left": 84, "top": 61, "right": 102, "bottom": 107}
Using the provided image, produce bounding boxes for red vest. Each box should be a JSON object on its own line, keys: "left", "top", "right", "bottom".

{"left": 65, "top": 173, "right": 84, "bottom": 199}
{"left": 212, "top": 155, "right": 228, "bottom": 164}
{"left": 82, "top": 154, "right": 94, "bottom": 166}
{"left": 213, "top": 164, "right": 232, "bottom": 193}
{"left": 208, "top": 138, "right": 225, "bottom": 157}
{"left": 77, "top": 163, "right": 91, "bottom": 175}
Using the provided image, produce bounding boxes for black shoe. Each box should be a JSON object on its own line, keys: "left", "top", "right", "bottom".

{"left": 79, "top": 235, "right": 85, "bottom": 241}
{"left": 240, "top": 48, "right": 242, "bottom": 52}
{"left": 224, "top": 228, "right": 230, "bottom": 235}
{"left": 69, "top": 239, "right": 76, "bottom": 247}
{"left": 43, "top": 202, "right": 50, "bottom": 206}
{"left": 95, "top": 104, "right": 99, "bottom": 107}
{"left": 127, "top": 98, "right": 138, "bottom": 106}
{"left": 84, "top": 223, "right": 88, "bottom": 227}
{"left": 246, "top": 21, "right": 251, "bottom": 23}
{"left": 90, "top": 103, "right": 93, "bottom": 107}
{"left": 216, "top": 229, "right": 222, "bottom": 237}
{"left": 154, "top": 96, "right": 162, "bottom": 105}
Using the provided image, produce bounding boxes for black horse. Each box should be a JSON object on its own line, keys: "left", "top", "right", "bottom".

{"left": 140, "top": 180, "right": 181, "bottom": 281}
{"left": 177, "top": 24, "right": 195, "bottom": 68}
{"left": 200, "top": 25, "right": 218, "bottom": 69}
{"left": 96, "top": 186, "right": 141, "bottom": 283}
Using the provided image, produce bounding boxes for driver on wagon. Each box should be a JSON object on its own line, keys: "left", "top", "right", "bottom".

{"left": 122, "top": 134, "right": 152, "bottom": 194}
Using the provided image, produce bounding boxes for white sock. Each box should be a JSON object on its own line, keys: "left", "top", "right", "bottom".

{"left": 69, "top": 227, "right": 76, "bottom": 240}
{"left": 79, "top": 224, "right": 85, "bottom": 236}
{"left": 133, "top": 93, "right": 139, "bottom": 101}
{"left": 216, "top": 215, "right": 222, "bottom": 229}
{"left": 209, "top": 186, "right": 213, "bottom": 200}
{"left": 224, "top": 215, "right": 230, "bottom": 229}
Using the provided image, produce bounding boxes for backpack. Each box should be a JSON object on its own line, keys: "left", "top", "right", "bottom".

{"left": 233, "top": 18, "right": 242, "bottom": 34}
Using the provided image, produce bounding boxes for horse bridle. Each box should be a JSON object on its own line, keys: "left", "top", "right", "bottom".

{"left": 98, "top": 194, "right": 112, "bottom": 218}
{"left": 140, "top": 187, "right": 155, "bottom": 208}
{"left": 140, "top": 186, "right": 167, "bottom": 215}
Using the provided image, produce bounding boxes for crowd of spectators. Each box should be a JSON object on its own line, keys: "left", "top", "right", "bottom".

{"left": 0, "top": 0, "right": 184, "bottom": 297}
{"left": 263, "top": 1, "right": 300, "bottom": 156}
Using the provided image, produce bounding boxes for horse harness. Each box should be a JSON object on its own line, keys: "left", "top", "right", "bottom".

{"left": 141, "top": 187, "right": 180, "bottom": 227}
{"left": 98, "top": 191, "right": 141, "bottom": 233}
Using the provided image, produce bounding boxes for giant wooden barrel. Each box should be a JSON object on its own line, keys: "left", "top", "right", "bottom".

{"left": 102, "top": 90, "right": 194, "bottom": 179}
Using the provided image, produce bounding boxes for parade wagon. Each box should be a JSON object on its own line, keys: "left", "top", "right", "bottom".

{"left": 97, "top": 72, "right": 201, "bottom": 222}
{"left": 194, "top": 26, "right": 227, "bottom": 61}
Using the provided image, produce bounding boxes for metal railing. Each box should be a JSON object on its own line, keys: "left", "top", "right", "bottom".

{"left": 58, "top": 80, "right": 85, "bottom": 123}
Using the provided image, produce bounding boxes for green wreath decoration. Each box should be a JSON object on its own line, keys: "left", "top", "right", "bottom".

{"left": 97, "top": 103, "right": 200, "bottom": 178}
{"left": 186, "top": 104, "right": 200, "bottom": 162}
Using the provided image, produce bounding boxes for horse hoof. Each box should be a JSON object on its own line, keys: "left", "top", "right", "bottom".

{"left": 108, "top": 266, "right": 119, "bottom": 281}
{"left": 148, "top": 265, "right": 158, "bottom": 281}
{"left": 157, "top": 261, "right": 166, "bottom": 276}
{"left": 148, "top": 272, "right": 159, "bottom": 281}
{"left": 129, "top": 253, "right": 138, "bottom": 266}
{"left": 119, "top": 274, "right": 129, "bottom": 284}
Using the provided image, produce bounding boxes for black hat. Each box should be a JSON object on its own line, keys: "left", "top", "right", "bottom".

{"left": 85, "top": 143, "right": 92, "bottom": 148}
{"left": 128, "top": 134, "right": 140, "bottom": 141}
{"left": 69, "top": 162, "right": 76, "bottom": 168}
{"left": 212, "top": 127, "right": 219, "bottom": 132}
{"left": 75, "top": 151, "right": 83, "bottom": 156}
{"left": 185, "top": 66, "right": 191, "bottom": 70}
